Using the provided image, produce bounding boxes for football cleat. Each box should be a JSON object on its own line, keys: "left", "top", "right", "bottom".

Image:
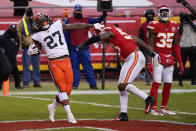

{"left": 67, "top": 113, "right": 77, "bottom": 124}
{"left": 47, "top": 104, "right": 57, "bottom": 122}
{"left": 144, "top": 96, "right": 156, "bottom": 114}
{"left": 113, "top": 113, "right": 128, "bottom": 121}
{"left": 161, "top": 107, "right": 176, "bottom": 115}
{"left": 151, "top": 109, "right": 164, "bottom": 116}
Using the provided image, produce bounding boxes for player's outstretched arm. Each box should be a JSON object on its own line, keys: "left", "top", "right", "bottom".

{"left": 77, "top": 31, "right": 113, "bottom": 52}
{"left": 132, "top": 35, "right": 155, "bottom": 57}
{"left": 62, "top": 23, "right": 94, "bottom": 31}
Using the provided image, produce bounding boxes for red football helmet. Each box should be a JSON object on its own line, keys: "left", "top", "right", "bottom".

{"left": 156, "top": 5, "right": 171, "bottom": 22}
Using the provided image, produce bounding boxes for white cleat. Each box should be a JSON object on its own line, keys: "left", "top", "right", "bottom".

{"left": 67, "top": 113, "right": 77, "bottom": 124}
{"left": 161, "top": 107, "right": 176, "bottom": 115}
{"left": 151, "top": 109, "right": 164, "bottom": 116}
{"left": 47, "top": 104, "right": 57, "bottom": 122}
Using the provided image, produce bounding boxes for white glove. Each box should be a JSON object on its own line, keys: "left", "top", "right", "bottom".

{"left": 94, "top": 23, "right": 104, "bottom": 32}
{"left": 27, "top": 44, "right": 39, "bottom": 55}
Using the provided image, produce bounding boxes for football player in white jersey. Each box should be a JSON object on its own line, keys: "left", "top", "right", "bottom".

{"left": 27, "top": 14, "right": 94, "bottom": 123}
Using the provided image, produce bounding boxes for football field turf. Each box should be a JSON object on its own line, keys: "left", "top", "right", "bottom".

{"left": 0, "top": 80, "right": 196, "bottom": 130}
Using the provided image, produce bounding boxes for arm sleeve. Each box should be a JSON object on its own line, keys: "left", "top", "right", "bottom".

{"left": 173, "top": 44, "right": 183, "bottom": 64}
{"left": 82, "top": 35, "right": 101, "bottom": 46}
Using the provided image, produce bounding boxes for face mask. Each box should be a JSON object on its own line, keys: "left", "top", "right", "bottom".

{"left": 8, "top": 30, "right": 17, "bottom": 37}
{"left": 146, "top": 16, "right": 154, "bottom": 22}
{"left": 73, "top": 13, "right": 83, "bottom": 19}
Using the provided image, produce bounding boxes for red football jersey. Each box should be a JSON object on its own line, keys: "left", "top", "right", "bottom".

{"left": 101, "top": 25, "right": 138, "bottom": 59}
{"left": 148, "top": 20, "right": 179, "bottom": 55}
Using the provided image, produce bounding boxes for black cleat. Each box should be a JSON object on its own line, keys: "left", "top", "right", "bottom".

{"left": 145, "top": 96, "right": 156, "bottom": 114}
{"left": 113, "top": 113, "right": 128, "bottom": 121}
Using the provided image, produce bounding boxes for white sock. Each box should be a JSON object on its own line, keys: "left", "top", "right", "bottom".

{"left": 52, "top": 99, "right": 60, "bottom": 108}
{"left": 119, "top": 91, "right": 128, "bottom": 113}
{"left": 64, "top": 105, "right": 72, "bottom": 115}
{"left": 126, "top": 84, "right": 148, "bottom": 100}
{"left": 58, "top": 92, "right": 73, "bottom": 115}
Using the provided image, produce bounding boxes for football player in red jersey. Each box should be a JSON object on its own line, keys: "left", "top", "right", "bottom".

{"left": 77, "top": 23, "right": 156, "bottom": 121}
{"left": 147, "top": 5, "right": 184, "bottom": 116}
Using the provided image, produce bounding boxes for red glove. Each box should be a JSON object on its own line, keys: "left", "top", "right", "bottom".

{"left": 147, "top": 62, "right": 153, "bottom": 75}
{"left": 179, "top": 63, "right": 184, "bottom": 76}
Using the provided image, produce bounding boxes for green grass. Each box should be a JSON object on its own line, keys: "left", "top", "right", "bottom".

{"left": 0, "top": 79, "right": 196, "bottom": 124}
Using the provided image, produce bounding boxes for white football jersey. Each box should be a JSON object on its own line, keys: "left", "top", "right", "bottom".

{"left": 32, "top": 20, "right": 69, "bottom": 59}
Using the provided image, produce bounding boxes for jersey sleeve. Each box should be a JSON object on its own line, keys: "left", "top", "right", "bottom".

{"left": 101, "top": 26, "right": 112, "bottom": 33}
{"left": 147, "top": 21, "right": 156, "bottom": 30}
{"left": 32, "top": 34, "right": 39, "bottom": 42}
{"left": 32, "top": 33, "right": 42, "bottom": 45}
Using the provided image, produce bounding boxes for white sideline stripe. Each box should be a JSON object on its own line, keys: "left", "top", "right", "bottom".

{"left": 1, "top": 89, "right": 196, "bottom": 96}
{"left": 10, "top": 96, "right": 196, "bottom": 116}
{"left": 20, "top": 126, "right": 118, "bottom": 131}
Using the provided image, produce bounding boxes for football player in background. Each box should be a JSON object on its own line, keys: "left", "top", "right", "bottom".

{"left": 27, "top": 14, "right": 94, "bottom": 123}
{"left": 147, "top": 5, "right": 184, "bottom": 116}
{"left": 77, "top": 23, "right": 156, "bottom": 121}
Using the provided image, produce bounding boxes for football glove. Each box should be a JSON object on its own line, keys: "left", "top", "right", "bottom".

{"left": 179, "top": 63, "right": 184, "bottom": 76}
{"left": 27, "top": 44, "right": 39, "bottom": 55}
{"left": 94, "top": 23, "right": 104, "bottom": 32}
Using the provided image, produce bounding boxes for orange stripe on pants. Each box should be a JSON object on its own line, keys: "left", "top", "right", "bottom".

{"left": 124, "top": 52, "right": 138, "bottom": 83}
{"left": 49, "top": 58, "right": 73, "bottom": 95}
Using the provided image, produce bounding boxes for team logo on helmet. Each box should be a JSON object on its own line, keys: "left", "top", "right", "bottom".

{"left": 156, "top": 5, "right": 171, "bottom": 22}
